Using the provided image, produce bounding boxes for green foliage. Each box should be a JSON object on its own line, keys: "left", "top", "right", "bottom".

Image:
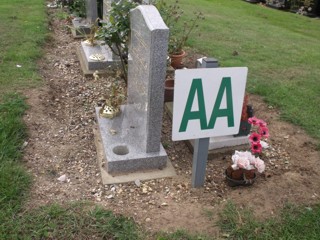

{"left": 98, "top": 0, "right": 137, "bottom": 82}
{"left": 219, "top": 202, "right": 320, "bottom": 239}
{"left": 68, "top": 0, "right": 86, "bottom": 18}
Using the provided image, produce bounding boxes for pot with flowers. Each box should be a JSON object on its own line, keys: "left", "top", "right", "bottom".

{"left": 226, "top": 116, "right": 270, "bottom": 187}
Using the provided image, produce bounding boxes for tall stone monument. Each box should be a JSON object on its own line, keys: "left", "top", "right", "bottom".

{"left": 95, "top": 5, "right": 172, "bottom": 179}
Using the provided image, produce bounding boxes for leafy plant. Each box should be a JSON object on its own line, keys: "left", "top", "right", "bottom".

{"left": 98, "top": 0, "right": 137, "bottom": 83}
{"left": 155, "top": 0, "right": 204, "bottom": 55}
{"left": 69, "top": 0, "right": 86, "bottom": 18}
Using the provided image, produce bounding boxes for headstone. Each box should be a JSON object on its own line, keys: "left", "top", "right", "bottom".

{"left": 72, "top": 0, "right": 98, "bottom": 38}
{"left": 95, "top": 5, "right": 170, "bottom": 173}
{"left": 85, "top": 0, "right": 98, "bottom": 23}
{"left": 103, "top": 0, "right": 113, "bottom": 21}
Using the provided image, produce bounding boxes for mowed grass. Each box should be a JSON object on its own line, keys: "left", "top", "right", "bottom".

{"left": 0, "top": 0, "right": 48, "bottom": 94}
{"left": 219, "top": 202, "right": 320, "bottom": 239}
{"left": 170, "top": 0, "right": 320, "bottom": 142}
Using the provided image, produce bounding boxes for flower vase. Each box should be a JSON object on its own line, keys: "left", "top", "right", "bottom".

{"left": 169, "top": 50, "right": 186, "bottom": 69}
{"left": 225, "top": 166, "right": 256, "bottom": 187}
{"left": 164, "top": 78, "right": 174, "bottom": 102}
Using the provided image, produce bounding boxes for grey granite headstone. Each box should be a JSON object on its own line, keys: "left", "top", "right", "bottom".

{"left": 86, "top": 0, "right": 98, "bottom": 23}
{"left": 95, "top": 5, "right": 169, "bottom": 173}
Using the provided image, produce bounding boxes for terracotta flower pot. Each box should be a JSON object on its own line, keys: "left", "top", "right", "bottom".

{"left": 169, "top": 50, "right": 186, "bottom": 69}
{"left": 164, "top": 78, "right": 174, "bottom": 102}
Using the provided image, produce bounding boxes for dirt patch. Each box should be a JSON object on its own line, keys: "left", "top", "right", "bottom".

{"left": 22, "top": 7, "right": 320, "bottom": 237}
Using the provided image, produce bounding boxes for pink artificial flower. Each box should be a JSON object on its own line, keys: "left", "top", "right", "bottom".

{"left": 259, "top": 126, "right": 269, "bottom": 138}
{"left": 258, "top": 119, "right": 267, "bottom": 127}
{"left": 248, "top": 116, "right": 260, "bottom": 126}
{"left": 251, "top": 142, "right": 262, "bottom": 154}
{"left": 249, "top": 132, "right": 261, "bottom": 143}
{"left": 237, "top": 157, "right": 250, "bottom": 170}
{"left": 254, "top": 157, "right": 265, "bottom": 173}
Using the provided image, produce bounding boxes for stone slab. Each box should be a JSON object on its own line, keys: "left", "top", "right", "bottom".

{"left": 95, "top": 107, "right": 168, "bottom": 173}
{"left": 165, "top": 102, "right": 250, "bottom": 158}
{"left": 71, "top": 18, "right": 91, "bottom": 38}
{"left": 94, "top": 127, "right": 176, "bottom": 184}
{"left": 76, "top": 46, "right": 113, "bottom": 77}
{"left": 80, "top": 41, "right": 114, "bottom": 70}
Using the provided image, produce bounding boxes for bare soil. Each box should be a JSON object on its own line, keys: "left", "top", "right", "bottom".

{"left": 22, "top": 8, "right": 320, "bottom": 238}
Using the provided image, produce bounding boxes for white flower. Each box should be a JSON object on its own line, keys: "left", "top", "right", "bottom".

{"left": 231, "top": 151, "right": 266, "bottom": 173}
{"left": 260, "top": 140, "right": 269, "bottom": 149}
{"left": 254, "top": 157, "right": 265, "bottom": 173}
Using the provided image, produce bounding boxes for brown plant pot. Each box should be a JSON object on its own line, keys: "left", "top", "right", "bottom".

{"left": 169, "top": 50, "right": 186, "bottom": 69}
{"left": 164, "top": 78, "right": 174, "bottom": 102}
{"left": 225, "top": 166, "right": 256, "bottom": 187}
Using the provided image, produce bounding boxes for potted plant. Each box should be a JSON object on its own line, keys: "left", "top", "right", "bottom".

{"left": 156, "top": 0, "right": 204, "bottom": 69}
{"left": 226, "top": 116, "right": 269, "bottom": 186}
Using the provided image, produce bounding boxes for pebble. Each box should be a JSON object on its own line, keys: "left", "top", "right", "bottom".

{"left": 57, "top": 174, "right": 67, "bottom": 182}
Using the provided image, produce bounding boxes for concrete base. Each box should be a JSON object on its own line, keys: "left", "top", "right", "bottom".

{"left": 94, "top": 127, "right": 176, "bottom": 185}
{"left": 165, "top": 102, "right": 250, "bottom": 158}
{"left": 71, "top": 18, "right": 91, "bottom": 39}
{"left": 95, "top": 107, "right": 170, "bottom": 174}
{"left": 76, "top": 43, "right": 119, "bottom": 76}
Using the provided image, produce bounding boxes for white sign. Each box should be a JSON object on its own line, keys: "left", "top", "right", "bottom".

{"left": 172, "top": 67, "right": 248, "bottom": 141}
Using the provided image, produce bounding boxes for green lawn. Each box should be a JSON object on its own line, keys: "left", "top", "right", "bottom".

{"left": 171, "top": 0, "right": 320, "bottom": 142}
{"left": 0, "top": 0, "right": 47, "bottom": 94}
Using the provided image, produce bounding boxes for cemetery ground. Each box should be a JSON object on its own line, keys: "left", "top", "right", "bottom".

{"left": 1, "top": 0, "right": 320, "bottom": 239}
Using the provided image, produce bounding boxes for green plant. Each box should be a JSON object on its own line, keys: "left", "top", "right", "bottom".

{"left": 155, "top": 0, "right": 204, "bottom": 55}
{"left": 69, "top": 0, "right": 86, "bottom": 18}
{"left": 98, "top": 0, "right": 137, "bottom": 83}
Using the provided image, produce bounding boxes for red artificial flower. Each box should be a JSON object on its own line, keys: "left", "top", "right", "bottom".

{"left": 251, "top": 142, "right": 262, "bottom": 154}
{"left": 259, "top": 126, "right": 269, "bottom": 138}
{"left": 248, "top": 116, "right": 260, "bottom": 126}
{"left": 249, "top": 132, "right": 261, "bottom": 143}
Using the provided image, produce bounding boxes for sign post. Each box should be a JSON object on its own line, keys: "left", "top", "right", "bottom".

{"left": 172, "top": 66, "right": 248, "bottom": 187}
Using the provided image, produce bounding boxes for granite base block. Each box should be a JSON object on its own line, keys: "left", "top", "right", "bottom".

{"left": 80, "top": 41, "right": 115, "bottom": 70}
{"left": 94, "top": 127, "right": 176, "bottom": 185}
{"left": 95, "top": 107, "right": 168, "bottom": 174}
{"left": 71, "top": 18, "right": 91, "bottom": 38}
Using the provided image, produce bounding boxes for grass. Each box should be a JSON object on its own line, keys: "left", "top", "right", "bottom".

{"left": 169, "top": 0, "right": 320, "bottom": 142}
{"left": 219, "top": 201, "right": 320, "bottom": 239}
{"left": 1, "top": 202, "right": 140, "bottom": 239}
{"left": 0, "top": 0, "right": 48, "bottom": 94}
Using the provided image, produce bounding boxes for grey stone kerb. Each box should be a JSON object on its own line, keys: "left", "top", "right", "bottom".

{"left": 127, "top": 5, "right": 169, "bottom": 153}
